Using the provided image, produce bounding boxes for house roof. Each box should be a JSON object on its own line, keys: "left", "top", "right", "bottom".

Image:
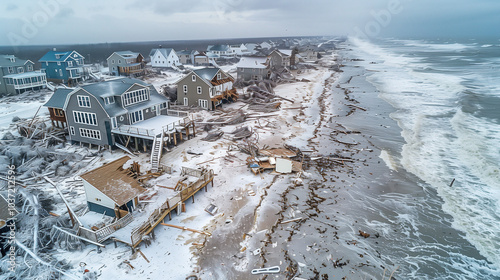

{"left": 44, "top": 88, "right": 73, "bottom": 109}
{"left": 80, "top": 156, "right": 146, "bottom": 207}
{"left": 208, "top": 45, "right": 230, "bottom": 52}
{"left": 107, "top": 51, "right": 142, "bottom": 61}
{"left": 177, "top": 50, "right": 195, "bottom": 55}
{"left": 278, "top": 49, "right": 293, "bottom": 57}
{"left": 0, "top": 193, "right": 18, "bottom": 228}
{"left": 149, "top": 48, "right": 175, "bottom": 58}
{"left": 237, "top": 56, "right": 269, "bottom": 69}
{"left": 39, "top": 50, "right": 83, "bottom": 62}
{"left": 0, "top": 55, "right": 31, "bottom": 67}
{"left": 193, "top": 68, "right": 220, "bottom": 81}
{"left": 77, "top": 78, "right": 167, "bottom": 117}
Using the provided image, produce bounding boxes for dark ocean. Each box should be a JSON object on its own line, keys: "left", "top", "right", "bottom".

{"left": 341, "top": 37, "right": 500, "bottom": 279}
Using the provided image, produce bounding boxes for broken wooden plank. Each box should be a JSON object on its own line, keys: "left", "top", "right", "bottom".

{"left": 160, "top": 223, "right": 212, "bottom": 236}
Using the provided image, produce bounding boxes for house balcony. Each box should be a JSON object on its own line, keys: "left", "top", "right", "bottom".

{"left": 210, "top": 88, "right": 238, "bottom": 102}
{"left": 4, "top": 71, "right": 47, "bottom": 90}
{"left": 112, "top": 109, "right": 192, "bottom": 140}
{"left": 118, "top": 63, "right": 145, "bottom": 75}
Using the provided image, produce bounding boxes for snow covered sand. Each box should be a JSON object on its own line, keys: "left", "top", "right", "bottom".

{"left": 46, "top": 56, "right": 341, "bottom": 279}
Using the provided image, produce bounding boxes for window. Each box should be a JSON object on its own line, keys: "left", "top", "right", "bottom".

{"left": 122, "top": 88, "right": 149, "bottom": 106}
{"left": 104, "top": 96, "right": 115, "bottom": 105}
{"left": 192, "top": 75, "right": 196, "bottom": 81}
{"left": 112, "top": 59, "right": 115, "bottom": 64}
{"left": 198, "top": 99, "right": 208, "bottom": 109}
{"left": 197, "top": 86, "right": 202, "bottom": 94}
{"left": 129, "top": 110, "right": 144, "bottom": 124}
{"left": 59, "top": 69, "right": 63, "bottom": 76}
{"left": 17, "top": 67, "right": 24, "bottom": 73}
{"left": 77, "top": 96, "right": 91, "bottom": 107}
{"left": 79, "top": 128, "right": 101, "bottom": 140}
{"left": 160, "top": 102, "right": 167, "bottom": 109}
{"left": 54, "top": 109, "right": 64, "bottom": 117}
{"left": 70, "top": 126, "right": 75, "bottom": 135}
{"left": 68, "top": 61, "right": 73, "bottom": 67}
{"left": 57, "top": 62, "right": 61, "bottom": 65}
{"left": 8, "top": 67, "right": 13, "bottom": 73}
{"left": 183, "top": 97, "right": 188, "bottom": 106}
{"left": 118, "top": 60, "right": 121, "bottom": 64}
{"left": 217, "top": 73, "right": 221, "bottom": 79}
{"left": 183, "top": 85, "right": 188, "bottom": 93}
{"left": 111, "top": 117, "right": 117, "bottom": 129}
{"left": 73, "top": 111, "right": 97, "bottom": 126}
{"left": 27, "top": 65, "right": 33, "bottom": 71}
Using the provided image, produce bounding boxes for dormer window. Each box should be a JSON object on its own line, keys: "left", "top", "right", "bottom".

{"left": 192, "top": 75, "right": 196, "bottom": 81}
{"left": 9, "top": 57, "right": 15, "bottom": 62}
{"left": 104, "top": 96, "right": 115, "bottom": 105}
{"left": 122, "top": 88, "right": 150, "bottom": 107}
{"left": 27, "top": 65, "right": 33, "bottom": 71}
{"left": 55, "top": 54, "right": 61, "bottom": 59}
{"left": 68, "top": 61, "right": 73, "bottom": 67}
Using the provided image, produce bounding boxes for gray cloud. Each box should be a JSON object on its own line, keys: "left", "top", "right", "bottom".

{"left": 0, "top": 0, "right": 499, "bottom": 45}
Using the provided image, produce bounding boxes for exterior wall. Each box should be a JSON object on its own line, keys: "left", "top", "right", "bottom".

{"left": 0, "top": 61, "right": 42, "bottom": 95}
{"left": 237, "top": 67, "right": 268, "bottom": 81}
{"left": 48, "top": 107, "right": 66, "bottom": 123}
{"left": 150, "top": 50, "right": 180, "bottom": 67}
{"left": 83, "top": 181, "right": 117, "bottom": 210}
{"left": 41, "top": 52, "right": 85, "bottom": 83}
{"left": 107, "top": 53, "right": 122, "bottom": 75}
{"left": 176, "top": 74, "right": 213, "bottom": 110}
{"left": 269, "top": 51, "right": 283, "bottom": 69}
{"left": 66, "top": 89, "right": 111, "bottom": 146}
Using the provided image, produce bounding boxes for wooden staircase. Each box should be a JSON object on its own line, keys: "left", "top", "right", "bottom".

{"left": 150, "top": 134, "right": 163, "bottom": 172}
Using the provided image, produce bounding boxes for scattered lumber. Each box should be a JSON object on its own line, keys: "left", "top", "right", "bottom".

{"left": 160, "top": 223, "right": 212, "bottom": 236}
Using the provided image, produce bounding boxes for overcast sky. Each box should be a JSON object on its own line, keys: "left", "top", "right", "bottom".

{"left": 1, "top": 0, "right": 499, "bottom": 46}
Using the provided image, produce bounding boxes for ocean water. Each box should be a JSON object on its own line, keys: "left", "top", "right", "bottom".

{"left": 348, "top": 37, "right": 500, "bottom": 279}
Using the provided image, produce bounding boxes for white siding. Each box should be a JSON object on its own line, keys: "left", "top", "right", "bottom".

{"left": 83, "top": 180, "right": 116, "bottom": 209}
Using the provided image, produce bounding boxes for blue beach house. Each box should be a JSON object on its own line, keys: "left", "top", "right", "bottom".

{"left": 39, "top": 49, "right": 88, "bottom": 86}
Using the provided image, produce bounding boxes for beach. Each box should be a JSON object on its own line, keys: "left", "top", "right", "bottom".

{"left": 4, "top": 38, "right": 500, "bottom": 280}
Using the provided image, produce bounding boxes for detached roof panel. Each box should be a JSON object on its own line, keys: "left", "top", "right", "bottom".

{"left": 80, "top": 156, "right": 146, "bottom": 206}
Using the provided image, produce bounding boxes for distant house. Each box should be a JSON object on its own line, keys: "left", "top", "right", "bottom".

{"left": 244, "top": 43, "right": 259, "bottom": 55}
{"left": 236, "top": 56, "right": 270, "bottom": 81}
{"left": 0, "top": 193, "right": 18, "bottom": 257}
{"left": 268, "top": 49, "right": 297, "bottom": 69}
{"left": 299, "top": 45, "right": 319, "bottom": 61}
{"left": 43, "top": 78, "right": 170, "bottom": 147}
{"left": 107, "top": 51, "right": 145, "bottom": 77}
{"left": 0, "top": 55, "right": 46, "bottom": 96}
{"left": 194, "top": 52, "right": 218, "bottom": 66}
{"left": 260, "top": 42, "right": 273, "bottom": 50}
{"left": 80, "top": 156, "right": 146, "bottom": 217}
{"left": 207, "top": 45, "right": 234, "bottom": 57}
{"left": 44, "top": 88, "right": 72, "bottom": 128}
{"left": 39, "top": 49, "right": 88, "bottom": 86}
{"left": 149, "top": 48, "right": 180, "bottom": 68}
{"left": 229, "top": 44, "right": 250, "bottom": 56}
{"left": 177, "top": 50, "right": 198, "bottom": 65}
{"left": 176, "top": 68, "right": 236, "bottom": 110}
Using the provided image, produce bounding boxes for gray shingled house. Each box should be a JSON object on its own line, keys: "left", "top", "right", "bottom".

{"left": 0, "top": 55, "right": 47, "bottom": 96}
{"left": 44, "top": 78, "right": 169, "bottom": 147}
{"left": 236, "top": 56, "right": 270, "bottom": 81}
{"left": 106, "top": 51, "right": 145, "bottom": 77}
{"left": 175, "top": 68, "right": 236, "bottom": 110}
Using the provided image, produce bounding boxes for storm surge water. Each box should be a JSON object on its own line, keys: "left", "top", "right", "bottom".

{"left": 349, "top": 37, "right": 500, "bottom": 278}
